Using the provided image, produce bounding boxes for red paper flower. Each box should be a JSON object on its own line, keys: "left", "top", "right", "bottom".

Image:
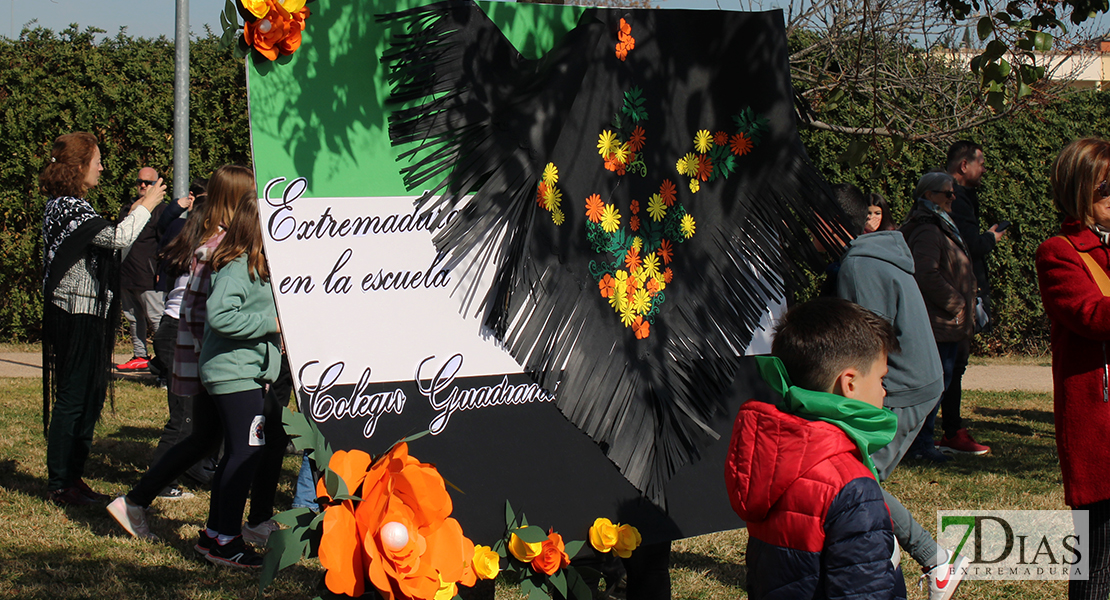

{"left": 658, "top": 239, "right": 673, "bottom": 265}
{"left": 714, "top": 131, "right": 729, "bottom": 146}
{"left": 630, "top": 215, "right": 640, "bottom": 232}
{"left": 730, "top": 132, "right": 754, "bottom": 156}
{"left": 659, "top": 180, "right": 677, "bottom": 207}
{"left": 629, "top": 126, "right": 647, "bottom": 152}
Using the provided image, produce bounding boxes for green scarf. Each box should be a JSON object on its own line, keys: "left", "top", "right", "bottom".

{"left": 755, "top": 356, "right": 897, "bottom": 480}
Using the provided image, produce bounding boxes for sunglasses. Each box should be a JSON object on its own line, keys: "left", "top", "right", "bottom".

{"left": 136, "top": 179, "right": 157, "bottom": 186}
{"left": 931, "top": 190, "right": 956, "bottom": 199}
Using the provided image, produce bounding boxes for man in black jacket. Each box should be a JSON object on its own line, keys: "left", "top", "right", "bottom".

{"left": 116, "top": 167, "right": 167, "bottom": 372}
{"left": 939, "top": 141, "right": 1004, "bottom": 456}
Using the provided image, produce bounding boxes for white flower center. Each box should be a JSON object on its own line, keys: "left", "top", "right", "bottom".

{"left": 258, "top": 18, "right": 273, "bottom": 34}
{"left": 380, "top": 521, "right": 409, "bottom": 550}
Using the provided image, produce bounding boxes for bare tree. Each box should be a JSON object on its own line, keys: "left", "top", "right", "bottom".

{"left": 740, "top": 0, "right": 1108, "bottom": 150}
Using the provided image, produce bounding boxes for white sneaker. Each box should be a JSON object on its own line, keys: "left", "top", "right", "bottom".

{"left": 106, "top": 496, "right": 158, "bottom": 541}
{"left": 921, "top": 551, "right": 969, "bottom": 600}
{"left": 241, "top": 519, "right": 280, "bottom": 545}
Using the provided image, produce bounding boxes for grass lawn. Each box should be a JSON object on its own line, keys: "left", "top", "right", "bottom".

{"left": 0, "top": 378, "right": 1070, "bottom": 599}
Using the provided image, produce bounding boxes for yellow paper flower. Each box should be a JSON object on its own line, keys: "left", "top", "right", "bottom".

{"left": 543, "top": 185, "right": 562, "bottom": 211}
{"left": 689, "top": 179, "right": 700, "bottom": 193}
{"left": 620, "top": 303, "right": 637, "bottom": 326}
{"left": 472, "top": 545, "right": 501, "bottom": 580}
{"left": 434, "top": 575, "right": 458, "bottom": 600}
{"left": 551, "top": 208, "right": 565, "bottom": 225}
{"left": 589, "top": 518, "right": 619, "bottom": 553}
{"left": 600, "top": 204, "right": 621, "bottom": 233}
{"left": 598, "top": 130, "right": 619, "bottom": 157}
{"left": 614, "top": 524, "right": 642, "bottom": 558}
{"left": 682, "top": 153, "right": 700, "bottom": 177}
{"left": 542, "top": 162, "right": 558, "bottom": 187}
{"left": 694, "top": 129, "right": 712, "bottom": 154}
{"left": 631, "top": 236, "right": 643, "bottom": 252}
{"left": 508, "top": 532, "right": 543, "bottom": 562}
{"left": 647, "top": 194, "right": 666, "bottom": 222}
{"left": 241, "top": 0, "right": 271, "bottom": 18}
{"left": 632, "top": 288, "right": 651, "bottom": 314}
{"left": 611, "top": 142, "right": 630, "bottom": 166}
{"left": 642, "top": 252, "right": 660, "bottom": 279}
{"left": 675, "top": 156, "right": 688, "bottom": 175}
{"left": 652, "top": 276, "right": 666, "bottom": 292}
{"left": 681, "top": 214, "right": 696, "bottom": 238}
{"left": 614, "top": 269, "right": 629, "bottom": 284}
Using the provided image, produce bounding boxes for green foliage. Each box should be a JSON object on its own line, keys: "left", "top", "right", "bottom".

{"left": 800, "top": 90, "right": 1110, "bottom": 354}
{"left": 0, "top": 25, "right": 250, "bottom": 341}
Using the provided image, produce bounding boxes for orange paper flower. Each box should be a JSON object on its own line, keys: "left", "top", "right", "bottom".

{"left": 530, "top": 530, "right": 571, "bottom": 576}
{"left": 630, "top": 215, "right": 640, "bottom": 232}
{"left": 599, "top": 274, "right": 615, "bottom": 298}
{"left": 714, "top": 130, "right": 729, "bottom": 146}
{"left": 585, "top": 194, "right": 605, "bottom": 223}
{"left": 632, "top": 316, "right": 650, "bottom": 340}
{"left": 630, "top": 199, "right": 640, "bottom": 214}
{"left": 243, "top": 0, "right": 310, "bottom": 61}
{"left": 624, "top": 248, "right": 642, "bottom": 272}
{"left": 324, "top": 443, "right": 477, "bottom": 600}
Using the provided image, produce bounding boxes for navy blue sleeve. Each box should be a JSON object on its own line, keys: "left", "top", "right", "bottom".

{"left": 157, "top": 201, "right": 186, "bottom": 239}
{"left": 822, "top": 477, "right": 905, "bottom": 600}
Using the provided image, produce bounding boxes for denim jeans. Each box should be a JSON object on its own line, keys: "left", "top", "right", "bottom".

{"left": 291, "top": 453, "right": 318, "bottom": 511}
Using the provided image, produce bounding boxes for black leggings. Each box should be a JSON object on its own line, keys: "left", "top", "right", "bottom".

{"left": 1072, "top": 498, "right": 1110, "bottom": 599}
{"left": 207, "top": 388, "right": 267, "bottom": 536}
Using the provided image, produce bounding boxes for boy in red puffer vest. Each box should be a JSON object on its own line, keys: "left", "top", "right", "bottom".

{"left": 725, "top": 297, "right": 907, "bottom": 600}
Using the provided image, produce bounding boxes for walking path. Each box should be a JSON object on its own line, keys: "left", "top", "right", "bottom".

{"left": 0, "top": 351, "right": 1054, "bottom": 392}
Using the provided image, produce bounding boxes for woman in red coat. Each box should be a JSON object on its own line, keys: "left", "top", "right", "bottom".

{"left": 1036, "top": 137, "right": 1110, "bottom": 600}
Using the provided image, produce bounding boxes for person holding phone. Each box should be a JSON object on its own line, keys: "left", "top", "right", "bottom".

{"left": 939, "top": 141, "right": 1002, "bottom": 456}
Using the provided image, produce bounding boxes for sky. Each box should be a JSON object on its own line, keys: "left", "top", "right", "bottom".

{"left": 7, "top": 0, "right": 1107, "bottom": 43}
{"left": 2, "top": 0, "right": 229, "bottom": 40}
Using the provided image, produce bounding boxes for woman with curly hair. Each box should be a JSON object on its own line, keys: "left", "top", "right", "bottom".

{"left": 41, "top": 132, "right": 164, "bottom": 506}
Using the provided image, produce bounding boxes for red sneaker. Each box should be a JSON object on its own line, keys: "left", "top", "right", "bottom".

{"left": 937, "top": 428, "right": 990, "bottom": 455}
{"left": 115, "top": 356, "right": 149, "bottom": 371}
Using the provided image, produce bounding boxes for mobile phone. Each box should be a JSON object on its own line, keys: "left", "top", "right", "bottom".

{"left": 995, "top": 220, "right": 1011, "bottom": 232}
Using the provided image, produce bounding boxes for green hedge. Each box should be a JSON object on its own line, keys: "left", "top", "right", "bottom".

{"left": 1, "top": 25, "right": 1106, "bottom": 353}
{"left": 801, "top": 91, "right": 1110, "bottom": 355}
{"left": 0, "top": 26, "right": 250, "bottom": 341}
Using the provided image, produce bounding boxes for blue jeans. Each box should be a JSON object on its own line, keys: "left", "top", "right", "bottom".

{"left": 914, "top": 341, "right": 963, "bottom": 449}
{"left": 291, "top": 453, "right": 318, "bottom": 511}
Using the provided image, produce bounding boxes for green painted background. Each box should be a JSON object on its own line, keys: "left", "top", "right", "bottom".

{"left": 247, "top": 0, "right": 585, "bottom": 197}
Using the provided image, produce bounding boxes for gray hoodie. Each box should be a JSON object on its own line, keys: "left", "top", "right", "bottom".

{"left": 836, "top": 231, "right": 944, "bottom": 408}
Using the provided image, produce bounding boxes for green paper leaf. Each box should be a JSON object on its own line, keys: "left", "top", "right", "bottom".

{"left": 513, "top": 525, "right": 549, "bottom": 544}
{"left": 520, "top": 577, "right": 539, "bottom": 596}
{"left": 549, "top": 569, "right": 568, "bottom": 597}
{"left": 259, "top": 527, "right": 310, "bottom": 591}
{"left": 323, "top": 466, "right": 352, "bottom": 500}
{"left": 564, "top": 539, "right": 586, "bottom": 559}
{"left": 271, "top": 506, "right": 315, "bottom": 527}
{"left": 566, "top": 567, "right": 594, "bottom": 600}
{"left": 528, "top": 588, "right": 548, "bottom": 600}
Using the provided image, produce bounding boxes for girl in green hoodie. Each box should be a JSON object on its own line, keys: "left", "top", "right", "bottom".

{"left": 197, "top": 189, "right": 281, "bottom": 568}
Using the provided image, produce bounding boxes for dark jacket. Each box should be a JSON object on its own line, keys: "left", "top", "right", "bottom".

{"left": 725, "top": 400, "right": 905, "bottom": 600}
{"left": 900, "top": 203, "right": 976, "bottom": 343}
{"left": 1036, "top": 219, "right": 1110, "bottom": 507}
{"left": 951, "top": 184, "right": 995, "bottom": 301}
{"left": 116, "top": 198, "right": 167, "bottom": 291}
{"left": 837, "top": 231, "right": 943, "bottom": 408}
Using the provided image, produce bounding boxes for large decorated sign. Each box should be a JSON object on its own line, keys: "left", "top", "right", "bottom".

{"left": 245, "top": 0, "right": 833, "bottom": 577}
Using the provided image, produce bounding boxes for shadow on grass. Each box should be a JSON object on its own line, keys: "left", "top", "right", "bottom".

{"left": 671, "top": 549, "right": 748, "bottom": 590}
